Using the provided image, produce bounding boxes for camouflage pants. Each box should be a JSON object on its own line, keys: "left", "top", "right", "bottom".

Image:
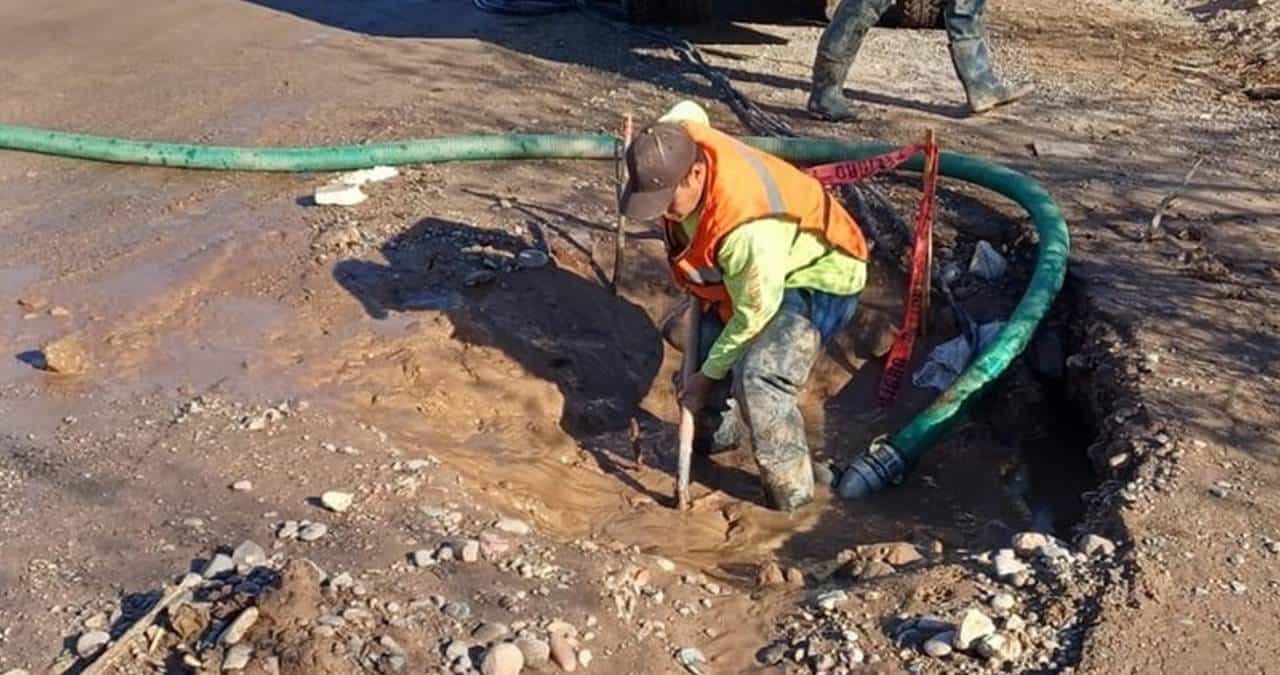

{"left": 666, "top": 289, "right": 859, "bottom": 510}
{"left": 818, "top": 0, "right": 989, "bottom": 66}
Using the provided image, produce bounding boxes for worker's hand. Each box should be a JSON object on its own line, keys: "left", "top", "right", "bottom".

{"left": 679, "top": 372, "right": 714, "bottom": 412}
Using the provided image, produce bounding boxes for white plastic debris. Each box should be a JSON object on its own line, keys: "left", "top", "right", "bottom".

{"left": 968, "top": 241, "right": 1008, "bottom": 282}
{"left": 338, "top": 165, "right": 399, "bottom": 186}
{"left": 314, "top": 182, "right": 367, "bottom": 206}
{"left": 913, "top": 322, "right": 1006, "bottom": 391}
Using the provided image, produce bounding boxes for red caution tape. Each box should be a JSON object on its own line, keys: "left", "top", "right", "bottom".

{"left": 803, "top": 142, "right": 941, "bottom": 407}
{"left": 806, "top": 144, "right": 926, "bottom": 187}
{"left": 876, "top": 142, "right": 940, "bottom": 407}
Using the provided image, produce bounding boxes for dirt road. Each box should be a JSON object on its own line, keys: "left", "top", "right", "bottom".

{"left": 1, "top": 0, "right": 1277, "bottom": 673}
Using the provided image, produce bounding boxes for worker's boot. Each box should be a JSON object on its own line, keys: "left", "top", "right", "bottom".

{"left": 807, "top": 0, "right": 893, "bottom": 122}
{"left": 807, "top": 55, "right": 856, "bottom": 122}
{"left": 759, "top": 453, "right": 816, "bottom": 511}
{"left": 948, "top": 38, "right": 1034, "bottom": 114}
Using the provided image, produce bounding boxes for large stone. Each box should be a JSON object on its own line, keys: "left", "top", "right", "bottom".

{"left": 1077, "top": 534, "right": 1117, "bottom": 557}
{"left": 412, "top": 550, "right": 435, "bottom": 567}
{"left": 882, "top": 542, "right": 924, "bottom": 566}
{"left": 993, "top": 549, "right": 1028, "bottom": 581}
{"left": 549, "top": 634, "right": 577, "bottom": 672}
{"left": 314, "top": 182, "right": 367, "bottom": 206}
{"left": 990, "top": 593, "right": 1016, "bottom": 612}
{"left": 495, "top": 518, "right": 531, "bottom": 536}
{"left": 203, "top": 553, "right": 236, "bottom": 579}
{"left": 1011, "top": 532, "right": 1049, "bottom": 555}
{"left": 41, "top": 336, "right": 89, "bottom": 374}
{"left": 445, "top": 640, "right": 470, "bottom": 661}
{"left": 232, "top": 540, "right": 267, "bottom": 568}
{"left": 481, "top": 642, "right": 524, "bottom": 675}
{"left": 473, "top": 623, "right": 510, "bottom": 643}
{"left": 954, "top": 609, "right": 996, "bottom": 651}
{"left": 756, "top": 562, "right": 785, "bottom": 588}
{"left": 815, "top": 590, "right": 848, "bottom": 611}
{"left": 320, "top": 491, "right": 354, "bottom": 513}
{"left": 220, "top": 607, "right": 259, "bottom": 645}
{"left": 75, "top": 630, "right": 110, "bottom": 657}
{"left": 516, "top": 638, "right": 551, "bottom": 665}
{"left": 223, "top": 644, "right": 253, "bottom": 671}
{"left": 975, "top": 633, "right": 1022, "bottom": 661}
{"left": 298, "top": 523, "right": 328, "bottom": 541}
{"left": 923, "top": 632, "right": 954, "bottom": 657}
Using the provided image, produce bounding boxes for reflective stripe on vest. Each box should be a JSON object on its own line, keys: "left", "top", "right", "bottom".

{"left": 728, "top": 137, "right": 785, "bottom": 213}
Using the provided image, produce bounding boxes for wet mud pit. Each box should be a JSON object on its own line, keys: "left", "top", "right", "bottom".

{"left": 310, "top": 169, "right": 1100, "bottom": 584}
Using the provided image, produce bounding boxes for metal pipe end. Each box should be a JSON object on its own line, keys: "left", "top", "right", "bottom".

{"left": 837, "top": 439, "right": 906, "bottom": 500}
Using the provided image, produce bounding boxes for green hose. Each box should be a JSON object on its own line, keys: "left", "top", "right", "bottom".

{"left": 0, "top": 123, "right": 1068, "bottom": 498}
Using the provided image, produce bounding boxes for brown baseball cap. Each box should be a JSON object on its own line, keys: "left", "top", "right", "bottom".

{"left": 619, "top": 123, "right": 698, "bottom": 221}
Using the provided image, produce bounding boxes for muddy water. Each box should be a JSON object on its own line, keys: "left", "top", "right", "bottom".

{"left": 303, "top": 248, "right": 1050, "bottom": 588}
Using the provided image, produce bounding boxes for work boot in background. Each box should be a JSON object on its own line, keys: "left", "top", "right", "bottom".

{"left": 807, "top": 0, "right": 895, "bottom": 121}
{"left": 945, "top": 0, "right": 1034, "bottom": 114}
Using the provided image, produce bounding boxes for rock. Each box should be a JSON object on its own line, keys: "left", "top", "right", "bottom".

{"left": 756, "top": 562, "right": 785, "bottom": 588}
{"left": 338, "top": 166, "right": 398, "bottom": 186}
{"left": 320, "top": 491, "right": 354, "bottom": 513}
{"left": 223, "top": 644, "right": 253, "bottom": 671}
{"left": 549, "top": 633, "right": 577, "bottom": 672}
{"left": 546, "top": 620, "right": 577, "bottom": 638}
{"left": 975, "top": 633, "right": 1021, "bottom": 661}
{"left": 991, "top": 593, "right": 1016, "bottom": 612}
{"left": 993, "top": 549, "right": 1028, "bottom": 581}
{"left": 785, "top": 567, "right": 805, "bottom": 588}
{"left": 436, "top": 544, "right": 456, "bottom": 562}
{"left": 277, "top": 521, "right": 300, "bottom": 540}
{"left": 843, "top": 559, "right": 895, "bottom": 580}
{"left": 48, "top": 307, "right": 70, "bottom": 318}
{"left": 495, "top": 517, "right": 531, "bottom": 535}
{"left": 954, "top": 609, "right": 996, "bottom": 651}
{"left": 517, "top": 249, "right": 551, "bottom": 269}
{"left": 816, "top": 590, "right": 848, "bottom": 611}
{"left": 443, "top": 602, "right": 471, "bottom": 621}
{"left": 1231, "top": 581, "right": 1248, "bottom": 594}
{"left": 231, "top": 480, "right": 253, "bottom": 492}
{"left": 465, "top": 269, "right": 497, "bottom": 287}
{"left": 1011, "top": 532, "right": 1049, "bottom": 555}
{"left": 923, "top": 632, "right": 954, "bottom": 657}
{"left": 412, "top": 550, "right": 434, "bottom": 567}
{"left": 1004, "top": 615, "right": 1026, "bottom": 632}
{"left": 2, "top": 669, "right": 32, "bottom": 675}
{"left": 516, "top": 638, "right": 551, "bottom": 665}
{"left": 232, "top": 540, "right": 267, "bottom": 567}
{"left": 220, "top": 607, "right": 259, "bottom": 645}
{"left": 675, "top": 647, "right": 706, "bottom": 675}
{"left": 1077, "top": 534, "right": 1116, "bottom": 557}
{"left": 445, "top": 640, "right": 470, "bottom": 661}
{"left": 298, "top": 523, "right": 328, "bottom": 541}
{"left": 480, "top": 532, "right": 511, "bottom": 559}
{"left": 461, "top": 540, "right": 481, "bottom": 563}
{"left": 654, "top": 557, "right": 676, "bottom": 573}
{"left": 42, "top": 336, "right": 89, "bottom": 374}
{"left": 75, "top": 630, "right": 110, "bottom": 657}
{"left": 314, "top": 182, "right": 367, "bottom": 206}
{"left": 577, "top": 649, "right": 593, "bottom": 668}
{"left": 881, "top": 542, "right": 923, "bottom": 566}
{"left": 203, "top": 553, "right": 236, "bottom": 579}
{"left": 474, "top": 623, "right": 510, "bottom": 643}
{"left": 760, "top": 643, "right": 788, "bottom": 665}
{"left": 380, "top": 635, "right": 405, "bottom": 655}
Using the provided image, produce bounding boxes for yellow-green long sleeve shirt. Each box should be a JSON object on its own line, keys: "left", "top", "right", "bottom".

{"left": 659, "top": 101, "right": 867, "bottom": 379}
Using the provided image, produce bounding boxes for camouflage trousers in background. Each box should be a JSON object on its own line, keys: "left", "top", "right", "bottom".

{"left": 665, "top": 288, "right": 860, "bottom": 511}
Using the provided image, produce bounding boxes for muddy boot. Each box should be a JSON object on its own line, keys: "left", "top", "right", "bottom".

{"left": 807, "top": 0, "right": 893, "bottom": 122}
{"left": 807, "top": 55, "right": 856, "bottom": 122}
{"left": 948, "top": 38, "right": 1034, "bottom": 114}
{"left": 694, "top": 398, "right": 742, "bottom": 456}
{"left": 759, "top": 453, "right": 816, "bottom": 511}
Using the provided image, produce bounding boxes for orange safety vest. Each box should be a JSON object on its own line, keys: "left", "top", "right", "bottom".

{"left": 664, "top": 122, "right": 868, "bottom": 322}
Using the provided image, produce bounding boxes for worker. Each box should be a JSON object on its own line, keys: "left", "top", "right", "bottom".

{"left": 808, "top": 0, "right": 1033, "bottom": 121}
{"left": 619, "top": 100, "right": 868, "bottom": 511}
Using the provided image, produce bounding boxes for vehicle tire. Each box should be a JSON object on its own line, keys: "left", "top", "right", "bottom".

{"left": 879, "top": 0, "right": 945, "bottom": 29}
